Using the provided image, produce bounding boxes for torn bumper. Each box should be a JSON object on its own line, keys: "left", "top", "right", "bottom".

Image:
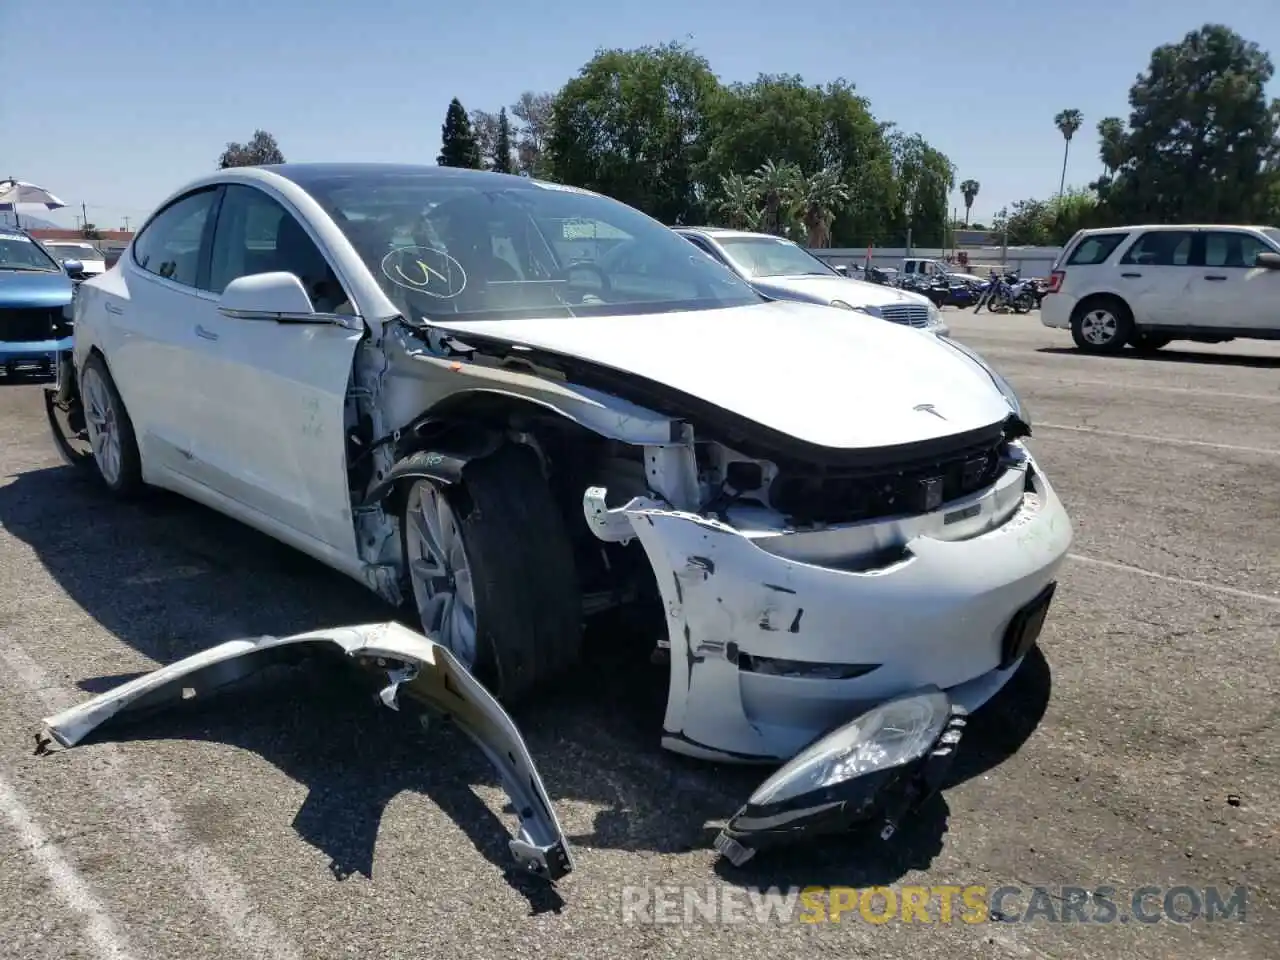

{"left": 38, "top": 622, "right": 574, "bottom": 883}
{"left": 619, "top": 451, "right": 1072, "bottom": 762}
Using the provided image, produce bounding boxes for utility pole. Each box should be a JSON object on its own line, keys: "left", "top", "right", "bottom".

{"left": 81, "top": 202, "right": 89, "bottom": 233}
{"left": 122, "top": 216, "right": 131, "bottom": 232}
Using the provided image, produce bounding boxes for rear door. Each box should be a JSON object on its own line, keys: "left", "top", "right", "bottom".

{"left": 1113, "top": 229, "right": 1197, "bottom": 327}
{"left": 196, "top": 182, "right": 363, "bottom": 555}
{"left": 1188, "top": 229, "right": 1280, "bottom": 331}
{"left": 109, "top": 186, "right": 222, "bottom": 481}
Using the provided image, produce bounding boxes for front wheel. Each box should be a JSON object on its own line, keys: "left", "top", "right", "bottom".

{"left": 401, "top": 444, "right": 582, "bottom": 701}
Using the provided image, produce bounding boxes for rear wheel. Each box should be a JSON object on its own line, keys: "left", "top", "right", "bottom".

{"left": 401, "top": 443, "right": 582, "bottom": 701}
{"left": 1070, "top": 297, "right": 1133, "bottom": 353}
{"left": 80, "top": 353, "right": 144, "bottom": 497}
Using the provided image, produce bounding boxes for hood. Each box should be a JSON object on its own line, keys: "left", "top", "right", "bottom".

{"left": 753, "top": 274, "right": 931, "bottom": 309}
{"left": 426, "top": 300, "right": 1012, "bottom": 451}
{"left": 0, "top": 269, "right": 73, "bottom": 308}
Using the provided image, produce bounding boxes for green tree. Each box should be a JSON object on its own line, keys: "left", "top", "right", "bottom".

{"left": 217, "top": 130, "right": 285, "bottom": 168}
{"left": 701, "top": 75, "right": 896, "bottom": 244}
{"left": 795, "top": 167, "right": 850, "bottom": 247}
{"left": 960, "top": 179, "right": 980, "bottom": 225}
{"left": 888, "top": 131, "right": 954, "bottom": 246}
{"left": 438, "top": 98, "right": 482, "bottom": 168}
{"left": 469, "top": 109, "right": 500, "bottom": 168}
{"left": 713, "top": 173, "right": 762, "bottom": 230}
{"left": 546, "top": 42, "right": 720, "bottom": 223}
{"left": 494, "top": 108, "right": 515, "bottom": 174}
{"left": 1106, "top": 24, "right": 1280, "bottom": 223}
{"left": 1054, "top": 109, "right": 1083, "bottom": 196}
{"left": 748, "top": 159, "right": 803, "bottom": 236}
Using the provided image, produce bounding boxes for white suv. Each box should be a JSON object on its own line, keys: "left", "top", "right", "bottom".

{"left": 1041, "top": 224, "right": 1280, "bottom": 352}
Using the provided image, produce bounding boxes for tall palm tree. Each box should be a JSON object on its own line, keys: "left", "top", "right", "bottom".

{"left": 960, "top": 179, "right": 980, "bottom": 226}
{"left": 1054, "top": 109, "right": 1084, "bottom": 197}
{"left": 795, "top": 167, "right": 850, "bottom": 248}
{"left": 1096, "top": 117, "right": 1126, "bottom": 177}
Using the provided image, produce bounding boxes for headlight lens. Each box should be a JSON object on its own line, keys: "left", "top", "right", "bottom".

{"left": 747, "top": 689, "right": 951, "bottom": 806}
{"left": 927, "top": 302, "right": 945, "bottom": 328}
{"left": 939, "top": 336, "right": 1030, "bottom": 428}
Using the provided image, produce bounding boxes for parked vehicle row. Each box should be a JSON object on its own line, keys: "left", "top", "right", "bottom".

{"left": 43, "top": 163, "right": 1070, "bottom": 873}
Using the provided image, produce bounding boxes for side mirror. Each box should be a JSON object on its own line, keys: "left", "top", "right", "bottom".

{"left": 62, "top": 259, "right": 84, "bottom": 278}
{"left": 1256, "top": 252, "right": 1280, "bottom": 270}
{"left": 217, "top": 272, "right": 358, "bottom": 327}
{"left": 834, "top": 264, "right": 848, "bottom": 276}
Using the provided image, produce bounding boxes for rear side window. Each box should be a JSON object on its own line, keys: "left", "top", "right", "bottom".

{"left": 1119, "top": 230, "right": 1194, "bottom": 266}
{"left": 1202, "top": 231, "right": 1273, "bottom": 268}
{"left": 132, "top": 188, "right": 219, "bottom": 288}
{"left": 1066, "top": 233, "right": 1127, "bottom": 266}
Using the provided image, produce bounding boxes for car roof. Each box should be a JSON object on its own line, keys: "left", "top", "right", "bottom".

{"left": 1078, "top": 223, "right": 1273, "bottom": 233}
{"left": 264, "top": 162, "right": 541, "bottom": 191}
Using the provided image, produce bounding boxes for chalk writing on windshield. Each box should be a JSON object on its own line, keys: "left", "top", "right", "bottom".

{"left": 380, "top": 246, "right": 467, "bottom": 299}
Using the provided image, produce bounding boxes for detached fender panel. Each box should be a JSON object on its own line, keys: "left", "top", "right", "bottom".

{"left": 39, "top": 621, "right": 574, "bottom": 882}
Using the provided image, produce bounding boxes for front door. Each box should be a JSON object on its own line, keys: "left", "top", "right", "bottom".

{"left": 111, "top": 186, "right": 223, "bottom": 483}
{"left": 1189, "top": 230, "right": 1280, "bottom": 331}
{"left": 194, "top": 183, "right": 364, "bottom": 555}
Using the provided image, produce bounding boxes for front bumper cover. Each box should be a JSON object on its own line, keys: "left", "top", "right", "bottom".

{"left": 37, "top": 622, "right": 575, "bottom": 883}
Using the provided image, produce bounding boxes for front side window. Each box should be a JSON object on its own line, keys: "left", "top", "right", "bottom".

{"left": 0, "top": 231, "right": 60, "bottom": 272}
{"left": 1202, "top": 231, "right": 1274, "bottom": 268}
{"left": 1065, "top": 233, "right": 1127, "bottom": 266}
{"left": 1119, "top": 230, "right": 1194, "bottom": 267}
{"left": 293, "top": 171, "right": 761, "bottom": 323}
{"left": 715, "top": 236, "right": 838, "bottom": 279}
{"left": 208, "top": 185, "right": 350, "bottom": 312}
{"left": 132, "top": 189, "right": 218, "bottom": 287}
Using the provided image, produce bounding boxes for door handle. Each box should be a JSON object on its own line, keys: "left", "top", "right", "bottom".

{"left": 1204, "top": 274, "right": 1227, "bottom": 281}
{"left": 194, "top": 324, "right": 219, "bottom": 341}
{"left": 1120, "top": 272, "right": 1142, "bottom": 278}
{"left": 104, "top": 302, "right": 123, "bottom": 315}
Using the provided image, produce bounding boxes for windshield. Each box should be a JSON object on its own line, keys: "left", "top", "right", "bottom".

{"left": 1262, "top": 227, "right": 1280, "bottom": 248}
{"left": 714, "top": 236, "right": 838, "bottom": 279}
{"left": 0, "top": 232, "right": 60, "bottom": 272}
{"left": 45, "top": 242, "right": 103, "bottom": 261}
{"left": 298, "top": 172, "right": 762, "bottom": 322}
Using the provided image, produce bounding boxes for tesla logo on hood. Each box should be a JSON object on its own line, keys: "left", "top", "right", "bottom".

{"left": 913, "top": 403, "right": 947, "bottom": 421}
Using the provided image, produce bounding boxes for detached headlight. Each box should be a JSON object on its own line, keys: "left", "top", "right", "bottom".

{"left": 939, "top": 336, "right": 1031, "bottom": 431}
{"left": 830, "top": 299, "right": 882, "bottom": 318}
{"left": 714, "top": 688, "right": 965, "bottom": 866}
{"left": 749, "top": 689, "right": 951, "bottom": 805}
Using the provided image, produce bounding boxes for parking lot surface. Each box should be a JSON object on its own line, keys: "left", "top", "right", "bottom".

{"left": 0, "top": 311, "right": 1277, "bottom": 959}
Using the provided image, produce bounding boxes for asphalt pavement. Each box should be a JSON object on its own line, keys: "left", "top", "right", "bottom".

{"left": 0, "top": 311, "right": 1276, "bottom": 959}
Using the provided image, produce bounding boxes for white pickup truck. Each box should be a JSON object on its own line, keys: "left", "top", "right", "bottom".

{"left": 901, "top": 257, "right": 987, "bottom": 284}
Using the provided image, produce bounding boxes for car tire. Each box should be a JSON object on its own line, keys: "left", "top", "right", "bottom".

{"left": 1070, "top": 297, "right": 1133, "bottom": 353}
{"left": 79, "top": 352, "right": 144, "bottom": 498}
{"left": 1130, "top": 333, "right": 1172, "bottom": 352}
{"left": 401, "top": 443, "right": 582, "bottom": 702}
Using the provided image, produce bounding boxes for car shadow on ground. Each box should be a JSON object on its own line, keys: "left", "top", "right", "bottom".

{"left": 1037, "top": 346, "right": 1280, "bottom": 369}
{"left": 0, "top": 461, "right": 1050, "bottom": 906}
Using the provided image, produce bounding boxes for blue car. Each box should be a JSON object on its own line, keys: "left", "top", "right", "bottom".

{"left": 0, "top": 228, "right": 79, "bottom": 379}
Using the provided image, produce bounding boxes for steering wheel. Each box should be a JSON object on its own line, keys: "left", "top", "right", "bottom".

{"left": 563, "top": 259, "right": 611, "bottom": 296}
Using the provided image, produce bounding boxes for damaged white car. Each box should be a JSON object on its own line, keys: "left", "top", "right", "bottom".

{"left": 46, "top": 163, "right": 1072, "bottom": 869}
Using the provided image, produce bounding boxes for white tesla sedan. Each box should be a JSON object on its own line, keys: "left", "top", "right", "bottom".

{"left": 48, "top": 163, "right": 1071, "bottom": 863}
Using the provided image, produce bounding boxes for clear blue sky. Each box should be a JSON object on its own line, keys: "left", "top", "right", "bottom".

{"left": 5, "top": 0, "right": 1278, "bottom": 232}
